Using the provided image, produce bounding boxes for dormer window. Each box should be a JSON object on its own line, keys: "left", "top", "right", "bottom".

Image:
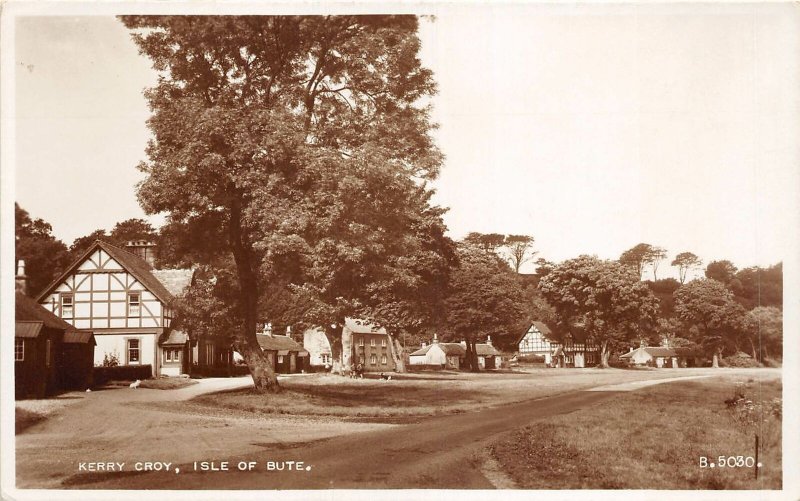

{"left": 128, "top": 292, "right": 141, "bottom": 316}
{"left": 61, "top": 293, "right": 74, "bottom": 318}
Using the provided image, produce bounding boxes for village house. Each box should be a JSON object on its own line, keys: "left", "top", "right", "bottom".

{"left": 35, "top": 240, "right": 195, "bottom": 377}
{"left": 409, "top": 335, "right": 501, "bottom": 370}
{"left": 15, "top": 263, "right": 95, "bottom": 398}
{"left": 303, "top": 327, "right": 333, "bottom": 369}
{"left": 620, "top": 340, "right": 683, "bottom": 368}
{"left": 516, "top": 322, "right": 600, "bottom": 368}
{"left": 347, "top": 318, "right": 397, "bottom": 372}
{"left": 256, "top": 324, "right": 309, "bottom": 373}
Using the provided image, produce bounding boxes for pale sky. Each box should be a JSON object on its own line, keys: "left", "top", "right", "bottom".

{"left": 13, "top": 5, "right": 800, "bottom": 277}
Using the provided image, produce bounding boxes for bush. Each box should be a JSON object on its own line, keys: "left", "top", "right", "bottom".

{"left": 93, "top": 365, "right": 153, "bottom": 386}
{"left": 517, "top": 354, "right": 546, "bottom": 364}
{"left": 192, "top": 365, "right": 251, "bottom": 377}
{"left": 101, "top": 350, "right": 120, "bottom": 367}
{"left": 721, "top": 355, "right": 761, "bottom": 368}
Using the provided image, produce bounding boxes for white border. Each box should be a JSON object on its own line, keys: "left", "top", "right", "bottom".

{"left": 2, "top": 2, "right": 798, "bottom": 501}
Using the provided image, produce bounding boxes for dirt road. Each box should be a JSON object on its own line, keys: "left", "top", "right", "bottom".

{"left": 15, "top": 370, "right": 773, "bottom": 490}
{"left": 37, "top": 389, "right": 617, "bottom": 489}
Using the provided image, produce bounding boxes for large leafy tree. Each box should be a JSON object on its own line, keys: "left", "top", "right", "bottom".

{"left": 704, "top": 259, "right": 738, "bottom": 284}
{"left": 673, "top": 279, "right": 748, "bottom": 367}
{"left": 15, "top": 203, "right": 72, "bottom": 297}
{"left": 503, "top": 234, "right": 536, "bottom": 273}
{"left": 538, "top": 255, "right": 659, "bottom": 367}
{"left": 619, "top": 243, "right": 664, "bottom": 279}
{"left": 671, "top": 251, "right": 702, "bottom": 284}
{"left": 441, "top": 243, "right": 530, "bottom": 371}
{"left": 745, "top": 306, "right": 782, "bottom": 362}
{"left": 121, "top": 15, "right": 446, "bottom": 391}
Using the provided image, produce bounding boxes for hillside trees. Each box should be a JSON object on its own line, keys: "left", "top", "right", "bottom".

{"left": 619, "top": 243, "right": 666, "bottom": 280}
{"left": 121, "top": 15, "right": 448, "bottom": 389}
{"left": 441, "top": 243, "right": 530, "bottom": 371}
{"left": 538, "top": 256, "right": 659, "bottom": 367}
{"left": 671, "top": 251, "right": 702, "bottom": 284}
{"left": 673, "top": 279, "right": 748, "bottom": 368}
{"left": 14, "top": 203, "right": 72, "bottom": 297}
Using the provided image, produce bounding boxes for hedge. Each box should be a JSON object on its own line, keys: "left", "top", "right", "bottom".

{"left": 94, "top": 365, "right": 153, "bottom": 386}
{"left": 191, "top": 364, "right": 251, "bottom": 378}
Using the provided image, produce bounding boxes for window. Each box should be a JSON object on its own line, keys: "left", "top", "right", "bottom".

{"left": 15, "top": 339, "right": 24, "bottom": 361}
{"left": 164, "top": 348, "right": 180, "bottom": 363}
{"left": 61, "top": 293, "right": 74, "bottom": 318}
{"left": 205, "top": 344, "right": 213, "bottom": 365}
{"left": 370, "top": 338, "right": 376, "bottom": 347}
{"left": 321, "top": 354, "right": 331, "bottom": 364}
{"left": 370, "top": 354, "right": 377, "bottom": 365}
{"left": 128, "top": 338, "right": 140, "bottom": 364}
{"left": 45, "top": 339, "right": 51, "bottom": 367}
{"left": 381, "top": 338, "right": 387, "bottom": 347}
{"left": 359, "top": 355, "right": 365, "bottom": 364}
{"left": 358, "top": 337, "right": 364, "bottom": 347}
{"left": 381, "top": 355, "right": 387, "bottom": 365}
{"left": 278, "top": 355, "right": 284, "bottom": 363}
{"left": 128, "top": 293, "right": 141, "bottom": 316}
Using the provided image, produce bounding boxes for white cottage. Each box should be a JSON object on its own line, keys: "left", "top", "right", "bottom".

{"left": 516, "top": 322, "right": 557, "bottom": 364}
{"left": 36, "top": 240, "right": 193, "bottom": 376}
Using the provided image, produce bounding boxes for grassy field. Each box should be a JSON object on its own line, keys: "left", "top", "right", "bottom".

{"left": 175, "top": 368, "right": 773, "bottom": 421}
{"left": 15, "top": 408, "right": 46, "bottom": 434}
{"left": 138, "top": 377, "right": 198, "bottom": 390}
{"left": 489, "top": 374, "right": 782, "bottom": 489}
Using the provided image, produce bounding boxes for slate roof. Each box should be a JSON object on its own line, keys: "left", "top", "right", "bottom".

{"left": 15, "top": 321, "right": 45, "bottom": 338}
{"left": 36, "top": 240, "right": 193, "bottom": 306}
{"left": 63, "top": 331, "right": 96, "bottom": 345}
{"left": 409, "top": 345, "right": 433, "bottom": 356}
{"left": 257, "top": 334, "right": 308, "bottom": 354}
{"left": 151, "top": 269, "right": 194, "bottom": 296}
{"left": 344, "top": 318, "right": 387, "bottom": 334}
{"left": 17, "top": 292, "right": 79, "bottom": 332}
{"left": 160, "top": 329, "right": 189, "bottom": 345}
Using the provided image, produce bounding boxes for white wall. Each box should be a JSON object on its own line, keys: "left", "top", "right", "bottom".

{"left": 94, "top": 333, "right": 158, "bottom": 376}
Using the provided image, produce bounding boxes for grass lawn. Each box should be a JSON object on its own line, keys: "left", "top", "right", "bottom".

{"left": 179, "top": 368, "right": 774, "bottom": 421}
{"left": 139, "top": 377, "right": 198, "bottom": 390}
{"left": 489, "top": 374, "right": 782, "bottom": 489}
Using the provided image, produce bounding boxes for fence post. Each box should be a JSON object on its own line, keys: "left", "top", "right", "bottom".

{"left": 754, "top": 434, "right": 759, "bottom": 480}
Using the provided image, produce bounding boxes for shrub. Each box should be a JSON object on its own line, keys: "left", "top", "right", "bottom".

{"left": 101, "top": 350, "right": 120, "bottom": 367}
{"left": 517, "top": 354, "right": 546, "bottom": 364}
{"left": 93, "top": 364, "right": 153, "bottom": 386}
{"left": 721, "top": 355, "right": 761, "bottom": 368}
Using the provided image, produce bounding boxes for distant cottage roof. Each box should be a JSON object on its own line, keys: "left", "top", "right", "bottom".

{"left": 160, "top": 329, "right": 189, "bottom": 345}
{"left": 36, "top": 240, "right": 193, "bottom": 305}
{"left": 409, "top": 342, "right": 498, "bottom": 357}
{"left": 476, "top": 343, "right": 501, "bottom": 356}
{"left": 257, "top": 334, "right": 308, "bottom": 355}
{"left": 516, "top": 321, "right": 554, "bottom": 346}
{"left": 620, "top": 347, "right": 678, "bottom": 359}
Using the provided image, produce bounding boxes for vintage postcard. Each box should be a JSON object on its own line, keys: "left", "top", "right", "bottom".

{"left": 2, "top": 2, "right": 798, "bottom": 500}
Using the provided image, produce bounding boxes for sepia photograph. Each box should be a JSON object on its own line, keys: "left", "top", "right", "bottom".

{"left": 2, "top": 2, "right": 798, "bottom": 500}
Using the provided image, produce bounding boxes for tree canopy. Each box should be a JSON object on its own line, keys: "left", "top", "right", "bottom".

{"left": 15, "top": 203, "right": 72, "bottom": 297}
{"left": 121, "top": 15, "right": 448, "bottom": 389}
{"left": 671, "top": 251, "right": 702, "bottom": 284}
{"left": 538, "top": 255, "right": 659, "bottom": 367}
{"left": 619, "top": 243, "right": 666, "bottom": 280}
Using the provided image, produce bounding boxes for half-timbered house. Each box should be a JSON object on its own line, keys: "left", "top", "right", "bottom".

{"left": 36, "top": 240, "right": 193, "bottom": 377}
{"left": 516, "top": 322, "right": 600, "bottom": 368}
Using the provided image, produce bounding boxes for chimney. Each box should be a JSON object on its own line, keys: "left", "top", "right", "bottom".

{"left": 486, "top": 335, "right": 493, "bottom": 347}
{"left": 460, "top": 340, "right": 466, "bottom": 348}
{"left": 15, "top": 260, "right": 27, "bottom": 295}
{"left": 262, "top": 322, "right": 273, "bottom": 337}
{"left": 125, "top": 240, "right": 157, "bottom": 267}
{"left": 661, "top": 336, "right": 670, "bottom": 348}
{"left": 432, "top": 333, "right": 439, "bottom": 344}
{"left": 421, "top": 341, "right": 427, "bottom": 348}
{"left": 639, "top": 339, "right": 646, "bottom": 348}
{"left": 286, "top": 325, "right": 292, "bottom": 337}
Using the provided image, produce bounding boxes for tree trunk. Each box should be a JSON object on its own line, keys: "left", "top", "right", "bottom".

{"left": 749, "top": 338, "right": 758, "bottom": 362}
{"left": 324, "top": 323, "right": 345, "bottom": 375}
{"left": 466, "top": 339, "right": 480, "bottom": 372}
{"left": 228, "top": 191, "right": 279, "bottom": 392}
{"left": 711, "top": 351, "right": 719, "bottom": 368}
{"left": 388, "top": 335, "right": 405, "bottom": 372}
{"left": 599, "top": 340, "right": 610, "bottom": 368}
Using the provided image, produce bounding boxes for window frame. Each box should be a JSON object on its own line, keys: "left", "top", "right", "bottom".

{"left": 128, "top": 292, "right": 141, "bottom": 317}
{"left": 370, "top": 354, "right": 377, "bottom": 365}
{"left": 60, "top": 293, "right": 74, "bottom": 318}
{"left": 127, "top": 338, "right": 141, "bottom": 364}
{"left": 370, "top": 338, "right": 376, "bottom": 347}
{"left": 358, "top": 336, "right": 365, "bottom": 347}
{"left": 14, "top": 339, "right": 24, "bottom": 361}
{"left": 381, "top": 354, "right": 388, "bottom": 365}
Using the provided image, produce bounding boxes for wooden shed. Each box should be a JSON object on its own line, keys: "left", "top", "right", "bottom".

{"left": 15, "top": 292, "right": 96, "bottom": 398}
